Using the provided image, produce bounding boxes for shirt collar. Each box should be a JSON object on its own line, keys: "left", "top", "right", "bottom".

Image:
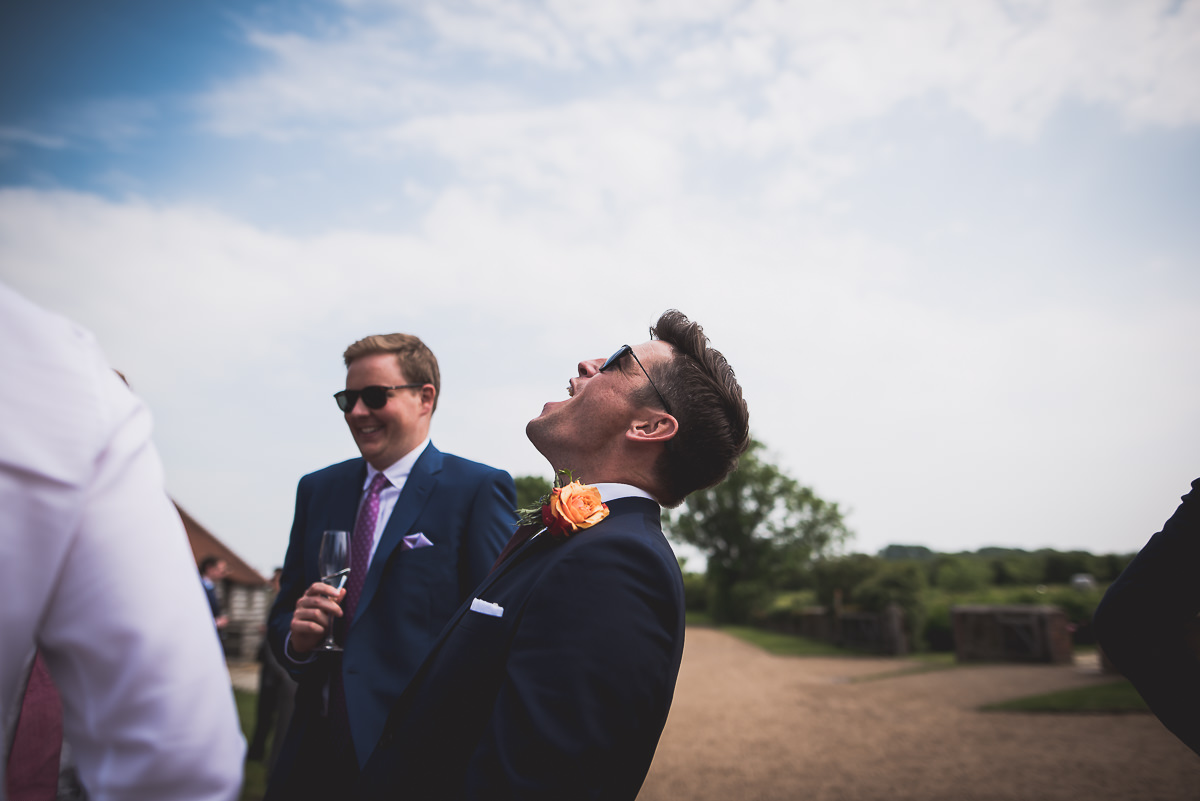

{"left": 364, "top": 437, "right": 431, "bottom": 489}
{"left": 591, "top": 482, "right": 659, "bottom": 505}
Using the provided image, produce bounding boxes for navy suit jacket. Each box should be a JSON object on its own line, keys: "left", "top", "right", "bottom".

{"left": 266, "top": 444, "right": 516, "bottom": 782}
{"left": 203, "top": 581, "right": 221, "bottom": 619}
{"left": 357, "top": 496, "right": 686, "bottom": 801}
{"left": 1094, "top": 477, "right": 1200, "bottom": 756}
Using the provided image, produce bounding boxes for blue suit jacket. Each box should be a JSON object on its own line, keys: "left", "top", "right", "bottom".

{"left": 357, "top": 496, "right": 686, "bottom": 801}
{"left": 266, "top": 444, "right": 516, "bottom": 782}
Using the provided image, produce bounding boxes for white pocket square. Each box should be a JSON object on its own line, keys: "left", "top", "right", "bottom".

{"left": 402, "top": 533, "right": 434, "bottom": 550}
{"left": 470, "top": 598, "right": 504, "bottom": 617}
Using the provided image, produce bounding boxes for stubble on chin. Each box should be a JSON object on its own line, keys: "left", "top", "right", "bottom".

{"left": 525, "top": 414, "right": 547, "bottom": 454}
{"left": 525, "top": 409, "right": 565, "bottom": 468}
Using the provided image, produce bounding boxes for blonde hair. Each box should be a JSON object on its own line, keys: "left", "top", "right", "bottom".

{"left": 343, "top": 333, "right": 441, "bottom": 412}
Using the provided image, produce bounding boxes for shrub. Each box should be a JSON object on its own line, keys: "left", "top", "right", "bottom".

{"left": 1041, "top": 550, "right": 1098, "bottom": 584}
{"left": 853, "top": 562, "right": 928, "bottom": 651}
{"left": 812, "top": 553, "right": 882, "bottom": 607}
{"left": 931, "top": 556, "right": 991, "bottom": 593}
{"left": 1043, "top": 585, "right": 1105, "bottom": 644}
{"left": 709, "top": 578, "right": 774, "bottom": 624}
{"left": 682, "top": 572, "right": 708, "bottom": 612}
{"left": 923, "top": 596, "right": 955, "bottom": 652}
{"left": 990, "top": 556, "right": 1044, "bottom": 586}
{"left": 756, "top": 590, "right": 826, "bottom": 635}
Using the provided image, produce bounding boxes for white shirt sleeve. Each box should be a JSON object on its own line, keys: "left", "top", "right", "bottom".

{"left": 0, "top": 284, "right": 244, "bottom": 801}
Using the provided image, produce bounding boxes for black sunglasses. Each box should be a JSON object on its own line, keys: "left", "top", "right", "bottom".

{"left": 599, "top": 345, "right": 673, "bottom": 415}
{"left": 333, "top": 384, "right": 423, "bottom": 413}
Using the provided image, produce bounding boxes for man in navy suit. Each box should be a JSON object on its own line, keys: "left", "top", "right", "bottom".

{"left": 265, "top": 333, "right": 516, "bottom": 800}
{"left": 358, "top": 310, "right": 750, "bottom": 800}
{"left": 198, "top": 555, "right": 230, "bottom": 630}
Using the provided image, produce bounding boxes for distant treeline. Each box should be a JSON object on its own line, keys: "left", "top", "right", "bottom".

{"left": 683, "top": 545, "right": 1136, "bottom": 651}
{"left": 657, "top": 440, "right": 1140, "bottom": 650}
{"left": 873, "top": 544, "right": 1134, "bottom": 587}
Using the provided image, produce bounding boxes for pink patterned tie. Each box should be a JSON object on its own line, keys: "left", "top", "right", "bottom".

{"left": 343, "top": 471, "right": 389, "bottom": 624}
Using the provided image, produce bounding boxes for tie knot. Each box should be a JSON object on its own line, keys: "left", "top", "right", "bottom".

{"left": 368, "top": 472, "right": 390, "bottom": 496}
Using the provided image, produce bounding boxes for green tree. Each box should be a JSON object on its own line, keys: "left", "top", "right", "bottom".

{"left": 812, "top": 553, "right": 881, "bottom": 608}
{"left": 1041, "top": 550, "right": 1096, "bottom": 584}
{"left": 514, "top": 474, "right": 552, "bottom": 511}
{"left": 878, "top": 544, "right": 936, "bottom": 562}
{"left": 988, "top": 553, "right": 1044, "bottom": 586}
{"left": 853, "top": 561, "right": 929, "bottom": 650}
{"left": 930, "top": 555, "right": 991, "bottom": 592}
{"left": 665, "top": 439, "right": 850, "bottom": 623}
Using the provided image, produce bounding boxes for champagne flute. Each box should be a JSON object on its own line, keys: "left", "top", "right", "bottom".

{"left": 315, "top": 529, "right": 349, "bottom": 653}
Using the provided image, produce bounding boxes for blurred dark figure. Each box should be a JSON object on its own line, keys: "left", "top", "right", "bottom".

{"left": 248, "top": 569, "right": 297, "bottom": 769}
{"left": 1094, "top": 477, "right": 1200, "bottom": 757}
{"left": 199, "top": 556, "right": 231, "bottom": 630}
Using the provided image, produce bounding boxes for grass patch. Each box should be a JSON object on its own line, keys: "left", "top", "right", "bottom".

{"left": 848, "top": 653, "right": 960, "bottom": 683}
{"left": 234, "top": 689, "right": 269, "bottom": 801}
{"left": 690, "top": 618, "right": 948, "bottom": 660}
{"left": 719, "top": 625, "right": 863, "bottom": 657}
{"left": 982, "top": 679, "right": 1151, "bottom": 714}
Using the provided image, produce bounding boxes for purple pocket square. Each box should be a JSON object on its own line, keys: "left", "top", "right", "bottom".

{"left": 402, "top": 533, "right": 434, "bottom": 551}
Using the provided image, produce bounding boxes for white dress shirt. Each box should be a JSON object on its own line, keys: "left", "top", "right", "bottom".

{"left": 361, "top": 437, "right": 430, "bottom": 565}
{"left": 284, "top": 438, "right": 432, "bottom": 666}
{"left": 590, "top": 483, "right": 659, "bottom": 505}
{"left": 0, "top": 284, "right": 244, "bottom": 801}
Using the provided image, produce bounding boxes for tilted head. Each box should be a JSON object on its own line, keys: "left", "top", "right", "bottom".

{"left": 645, "top": 310, "right": 750, "bottom": 506}
{"left": 527, "top": 310, "right": 749, "bottom": 506}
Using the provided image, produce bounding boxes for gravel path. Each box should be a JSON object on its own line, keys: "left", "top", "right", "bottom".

{"left": 639, "top": 627, "right": 1200, "bottom": 801}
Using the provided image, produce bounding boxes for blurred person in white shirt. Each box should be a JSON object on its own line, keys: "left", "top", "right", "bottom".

{"left": 0, "top": 283, "right": 244, "bottom": 801}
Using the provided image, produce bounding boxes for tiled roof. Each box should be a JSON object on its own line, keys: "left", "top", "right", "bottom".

{"left": 175, "top": 501, "right": 267, "bottom": 586}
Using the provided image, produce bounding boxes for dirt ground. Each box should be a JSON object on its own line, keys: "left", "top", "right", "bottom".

{"left": 638, "top": 628, "right": 1200, "bottom": 801}
{"left": 231, "top": 629, "right": 1200, "bottom": 799}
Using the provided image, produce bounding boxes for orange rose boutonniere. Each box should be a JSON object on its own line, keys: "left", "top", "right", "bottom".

{"left": 515, "top": 470, "right": 610, "bottom": 540}
{"left": 542, "top": 481, "right": 609, "bottom": 539}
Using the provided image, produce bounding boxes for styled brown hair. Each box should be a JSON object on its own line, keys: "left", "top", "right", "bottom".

{"left": 343, "top": 333, "right": 441, "bottom": 413}
{"left": 647, "top": 310, "right": 750, "bottom": 507}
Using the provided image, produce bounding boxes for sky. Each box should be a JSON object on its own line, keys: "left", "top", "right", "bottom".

{"left": 2, "top": 0, "right": 1198, "bottom": 576}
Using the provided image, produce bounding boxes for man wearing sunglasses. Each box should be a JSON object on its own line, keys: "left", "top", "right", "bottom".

{"left": 359, "top": 310, "right": 750, "bottom": 801}
{"left": 265, "top": 333, "right": 516, "bottom": 800}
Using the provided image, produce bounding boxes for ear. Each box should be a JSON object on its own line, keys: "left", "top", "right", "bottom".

{"left": 419, "top": 384, "right": 437, "bottom": 413}
{"left": 625, "top": 411, "right": 678, "bottom": 445}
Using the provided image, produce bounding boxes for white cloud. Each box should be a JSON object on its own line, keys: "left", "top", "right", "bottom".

{"left": 425, "top": 1, "right": 582, "bottom": 68}
{"left": 203, "top": 0, "right": 1200, "bottom": 150}
{"left": 4, "top": 1, "right": 1198, "bottom": 571}
{"left": 183, "top": 0, "right": 1200, "bottom": 247}
{"left": 3, "top": 176, "right": 1196, "bottom": 568}
{"left": 0, "top": 126, "right": 68, "bottom": 150}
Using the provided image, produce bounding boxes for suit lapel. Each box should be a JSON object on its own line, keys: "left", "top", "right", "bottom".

{"left": 323, "top": 462, "right": 367, "bottom": 560}
{"left": 350, "top": 445, "right": 444, "bottom": 627}
{"left": 474, "top": 497, "right": 661, "bottom": 598}
{"left": 382, "top": 530, "right": 554, "bottom": 732}
{"left": 380, "top": 497, "right": 663, "bottom": 740}
{"left": 470, "top": 525, "right": 550, "bottom": 599}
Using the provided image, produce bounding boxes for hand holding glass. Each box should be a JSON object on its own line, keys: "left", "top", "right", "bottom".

{"left": 315, "top": 529, "right": 349, "bottom": 653}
